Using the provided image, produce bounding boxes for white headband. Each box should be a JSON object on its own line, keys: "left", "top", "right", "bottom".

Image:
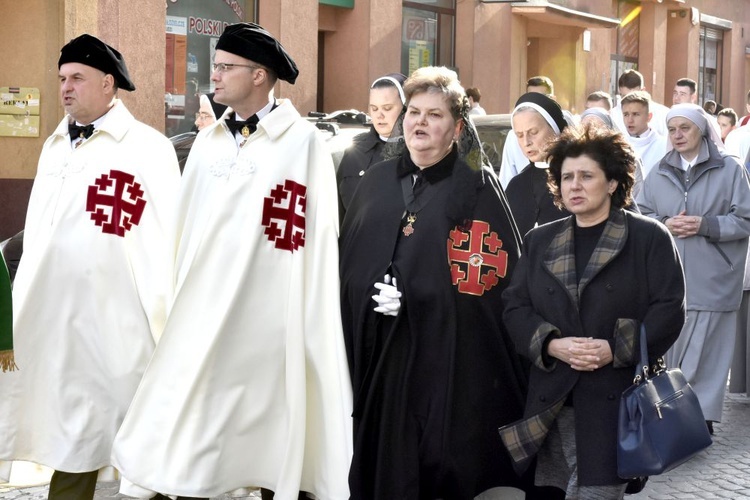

{"left": 198, "top": 94, "right": 215, "bottom": 118}
{"left": 512, "top": 102, "right": 561, "bottom": 135}
{"left": 371, "top": 76, "right": 406, "bottom": 105}
{"left": 580, "top": 107, "right": 614, "bottom": 129}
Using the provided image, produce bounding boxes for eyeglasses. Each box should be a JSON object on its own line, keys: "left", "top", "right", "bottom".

{"left": 212, "top": 62, "right": 260, "bottom": 73}
{"left": 195, "top": 112, "right": 213, "bottom": 121}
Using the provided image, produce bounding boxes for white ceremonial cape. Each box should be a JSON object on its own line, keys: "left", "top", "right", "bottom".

{"left": 0, "top": 100, "right": 180, "bottom": 477}
{"left": 111, "top": 99, "right": 353, "bottom": 500}
{"left": 725, "top": 125, "right": 750, "bottom": 167}
{"left": 626, "top": 128, "right": 667, "bottom": 178}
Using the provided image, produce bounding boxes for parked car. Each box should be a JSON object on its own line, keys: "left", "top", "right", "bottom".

{"left": 170, "top": 131, "right": 197, "bottom": 173}
{"left": 169, "top": 112, "right": 513, "bottom": 177}
{"left": 169, "top": 109, "right": 372, "bottom": 174}
{"left": 470, "top": 113, "right": 513, "bottom": 177}
{"left": 306, "top": 109, "right": 371, "bottom": 171}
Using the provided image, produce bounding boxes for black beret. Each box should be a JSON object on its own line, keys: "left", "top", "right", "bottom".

{"left": 216, "top": 23, "right": 299, "bottom": 84}
{"left": 514, "top": 92, "right": 567, "bottom": 133}
{"left": 58, "top": 34, "right": 135, "bottom": 92}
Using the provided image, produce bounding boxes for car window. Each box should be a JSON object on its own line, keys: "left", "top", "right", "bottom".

{"left": 470, "top": 114, "right": 512, "bottom": 176}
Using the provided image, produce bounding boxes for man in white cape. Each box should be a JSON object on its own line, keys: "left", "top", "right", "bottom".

{"left": 0, "top": 34, "right": 180, "bottom": 499}
{"left": 610, "top": 69, "right": 669, "bottom": 139}
{"left": 111, "top": 23, "right": 352, "bottom": 500}
{"left": 620, "top": 90, "right": 667, "bottom": 178}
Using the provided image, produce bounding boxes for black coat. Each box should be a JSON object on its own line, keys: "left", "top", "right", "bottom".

{"left": 340, "top": 148, "right": 529, "bottom": 499}
{"left": 505, "top": 163, "right": 569, "bottom": 237}
{"left": 336, "top": 128, "right": 386, "bottom": 217}
{"left": 500, "top": 209, "right": 685, "bottom": 486}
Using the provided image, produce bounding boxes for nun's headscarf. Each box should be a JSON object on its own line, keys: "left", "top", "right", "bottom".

{"left": 371, "top": 73, "right": 406, "bottom": 105}
{"left": 511, "top": 92, "right": 568, "bottom": 135}
{"left": 579, "top": 107, "right": 615, "bottom": 130}
{"left": 199, "top": 94, "right": 216, "bottom": 119}
{"left": 666, "top": 103, "right": 725, "bottom": 152}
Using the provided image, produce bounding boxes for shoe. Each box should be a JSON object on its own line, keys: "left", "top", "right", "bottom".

{"left": 706, "top": 420, "right": 714, "bottom": 435}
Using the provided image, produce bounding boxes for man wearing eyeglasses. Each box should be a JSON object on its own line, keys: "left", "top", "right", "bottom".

{"left": 111, "top": 22, "right": 352, "bottom": 500}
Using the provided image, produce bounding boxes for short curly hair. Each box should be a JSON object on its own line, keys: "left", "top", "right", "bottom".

{"left": 404, "top": 66, "right": 468, "bottom": 121}
{"left": 546, "top": 123, "right": 636, "bottom": 210}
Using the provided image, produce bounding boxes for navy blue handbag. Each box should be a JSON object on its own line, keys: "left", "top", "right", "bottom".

{"left": 617, "top": 325, "right": 712, "bottom": 479}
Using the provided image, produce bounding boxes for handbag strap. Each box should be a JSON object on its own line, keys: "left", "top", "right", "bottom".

{"left": 633, "top": 324, "right": 650, "bottom": 383}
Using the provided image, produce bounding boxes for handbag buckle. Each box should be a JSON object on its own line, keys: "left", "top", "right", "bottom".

{"left": 634, "top": 364, "right": 649, "bottom": 384}
{"left": 652, "top": 357, "right": 666, "bottom": 374}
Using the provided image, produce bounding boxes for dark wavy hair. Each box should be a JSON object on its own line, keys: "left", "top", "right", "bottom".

{"left": 546, "top": 123, "right": 636, "bottom": 210}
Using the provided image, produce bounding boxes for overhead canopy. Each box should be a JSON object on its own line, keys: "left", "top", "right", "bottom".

{"left": 511, "top": 1, "right": 620, "bottom": 29}
{"left": 319, "top": 0, "right": 353, "bottom": 7}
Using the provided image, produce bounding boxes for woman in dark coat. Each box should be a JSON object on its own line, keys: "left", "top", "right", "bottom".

{"left": 340, "top": 66, "right": 528, "bottom": 499}
{"left": 499, "top": 123, "right": 686, "bottom": 499}
{"left": 336, "top": 73, "right": 406, "bottom": 218}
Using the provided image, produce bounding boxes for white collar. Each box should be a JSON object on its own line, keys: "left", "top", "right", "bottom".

{"left": 679, "top": 154, "right": 696, "bottom": 171}
{"left": 235, "top": 98, "right": 275, "bottom": 122}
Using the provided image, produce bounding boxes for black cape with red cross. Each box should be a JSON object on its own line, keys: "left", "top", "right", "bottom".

{"left": 339, "top": 146, "right": 531, "bottom": 499}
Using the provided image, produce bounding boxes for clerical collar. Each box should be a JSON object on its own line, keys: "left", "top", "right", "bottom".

{"left": 520, "top": 160, "right": 549, "bottom": 174}
{"left": 397, "top": 145, "right": 457, "bottom": 184}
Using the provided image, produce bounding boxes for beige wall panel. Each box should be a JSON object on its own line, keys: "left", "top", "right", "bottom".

{"left": 584, "top": 29, "right": 613, "bottom": 109}
{"left": 0, "top": 0, "right": 64, "bottom": 180}
{"left": 454, "top": 0, "right": 476, "bottom": 87}
{"left": 100, "top": 0, "right": 165, "bottom": 131}
{"left": 466, "top": 4, "right": 512, "bottom": 114}
{"left": 321, "top": 6, "right": 368, "bottom": 113}
{"left": 260, "top": 0, "right": 319, "bottom": 115}
{"left": 367, "top": 0, "right": 402, "bottom": 88}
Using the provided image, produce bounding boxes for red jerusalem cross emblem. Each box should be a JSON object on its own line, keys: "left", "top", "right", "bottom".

{"left": 262, "top": 179, "right": 307, "bottom": 252}
{"left": 86, "top": 169, "right": 146, "bottom": 237}
{"left": 447, "top": 220, "right": 508, "bottom": 296}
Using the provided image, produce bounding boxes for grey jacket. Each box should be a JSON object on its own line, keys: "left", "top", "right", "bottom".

{"left": 637, "top": 138, "right": 750, "bottom": 311}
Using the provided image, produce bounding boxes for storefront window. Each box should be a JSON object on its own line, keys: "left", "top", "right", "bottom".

{"left": 698, "top": 26, "right": 723, "bottom": 106}
{"left": 401, "top": 1, "right": 455, "bottom": 77}
{"left": 165, "top": 0, "right": 251, "bottom": 136}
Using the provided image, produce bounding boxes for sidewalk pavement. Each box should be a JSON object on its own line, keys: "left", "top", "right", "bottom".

{"left": 630, "top": 390, "right": 750, "bottom": 500}
{"left": 1, "top": 392, "right": 749, "bottom": 499}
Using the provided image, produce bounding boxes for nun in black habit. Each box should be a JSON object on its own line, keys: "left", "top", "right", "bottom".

{"left": 339, "top": 66, "right": 529, "bottom": 499}
{"left": 337, "top": 72, "right": 406, "bottom": 219}
{"left": 505, "top": 93, "right": 571, "bottom": 237}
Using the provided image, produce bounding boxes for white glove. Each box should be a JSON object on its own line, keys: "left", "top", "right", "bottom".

{"left": 372, "top": 274, "right": 401, "bottom": 317}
